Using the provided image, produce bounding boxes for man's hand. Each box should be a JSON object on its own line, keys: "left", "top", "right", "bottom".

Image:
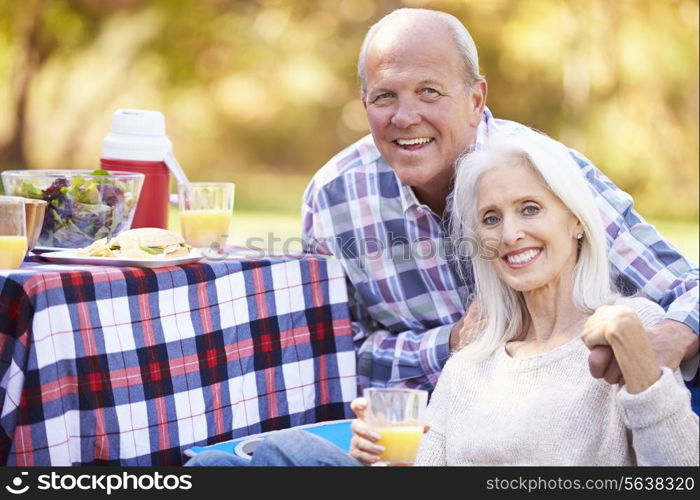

{"left": 587, "top": 318, "right": 699, "bottom": 384}
{"left": 587, "top": 345, "right": 624, "bottom": 384}
{"left": 448, "top": 317, "right": 464, "bottom": 352}
{"left": 449, "top": 299, "right": 484, "bottom": 351}
{"left": 646, "top": 319, "right": 699, "bottom": 369}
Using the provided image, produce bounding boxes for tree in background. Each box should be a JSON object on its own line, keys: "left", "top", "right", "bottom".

{"left": 0, "top": 0, "right": 697, "bottom": 220}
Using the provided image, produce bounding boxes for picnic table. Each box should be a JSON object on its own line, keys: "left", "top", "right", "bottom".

{"left": 0, "top": 251, "right": 356, "bottom": 465}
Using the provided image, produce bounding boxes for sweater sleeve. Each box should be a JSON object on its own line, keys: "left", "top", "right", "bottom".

{"left": 617, "top": 367, "right": 699, "bottom": 466}
{"left": 415, "top": 357, "right": 456, "bottom": 466}
{"left": 614, "top": 296, "right": 665, "bottom": 327}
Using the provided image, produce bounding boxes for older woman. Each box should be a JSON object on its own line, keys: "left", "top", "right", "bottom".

{"left": 351, "top": 130, "right": 699, "bottom": 466}
{"left": 186, "top": 130, "right": 698, "bottom": 466}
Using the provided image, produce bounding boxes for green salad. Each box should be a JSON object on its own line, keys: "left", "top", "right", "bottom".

{"left": 14, "top": 169, "right": 139, "bottom": 248}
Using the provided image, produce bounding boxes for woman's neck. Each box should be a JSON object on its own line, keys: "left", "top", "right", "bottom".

{"left": 520, "top": 274, "right": 587, "bottom": 346}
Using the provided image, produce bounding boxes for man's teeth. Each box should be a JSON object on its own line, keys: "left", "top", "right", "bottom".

{"left": 396, "top": 137, "right": 432, "bottom": 146}
{"left": 506, "top": 249, "right": 540, "bottom": 265}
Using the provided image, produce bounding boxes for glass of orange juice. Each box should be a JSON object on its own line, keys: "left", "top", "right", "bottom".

{"left": 0, "top": 196, "right": 28, "bottom": 269}
{"left": 178, "top": 182, "right": 234, "bottom": 256}
{"left": 363, "top": 387, "right": 428, "bottom": 466}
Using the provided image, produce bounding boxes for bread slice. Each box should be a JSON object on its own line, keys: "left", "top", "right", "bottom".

{"left": 109, "top": 228, "right": 190, "bottom": 258}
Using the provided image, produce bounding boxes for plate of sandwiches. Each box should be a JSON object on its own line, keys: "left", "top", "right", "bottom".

{"left": 39, "top": 227, "right": 203, "bottom": 268}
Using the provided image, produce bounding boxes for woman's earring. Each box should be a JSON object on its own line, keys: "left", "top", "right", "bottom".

{"left": 576, "top": 233, "right": 583, "bottom": 240}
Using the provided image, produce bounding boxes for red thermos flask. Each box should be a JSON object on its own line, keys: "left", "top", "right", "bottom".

{"left": 100, "top": 109, "right": 172, "bottom": 229}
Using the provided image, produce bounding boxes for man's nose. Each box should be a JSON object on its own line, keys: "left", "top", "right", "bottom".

{"left": 391, "top": 99, "right": 421, "bottom": 128}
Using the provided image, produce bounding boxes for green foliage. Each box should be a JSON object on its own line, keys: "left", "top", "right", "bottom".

{"left": 0, "top": 0, "right": 697, "bottom": 222}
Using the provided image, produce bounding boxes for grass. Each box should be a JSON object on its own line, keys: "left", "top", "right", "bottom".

{"left": 169, "top": 208, "right": 698, "bottom": 263}
{"left": 169, "top": 208, "right": 305, "bottom": 252}
{"left": 227, "top": 210, "right": 305, "bottom": 252}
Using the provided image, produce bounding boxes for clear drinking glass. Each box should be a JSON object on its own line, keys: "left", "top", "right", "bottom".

{"left": 0, "top": 196, "right": 28, "bottom": 269}
{"left": 23, "top": 198, "right": 47, "bottom": 252}
{"left": 363, "top": 388, "right": 428, "bottom": 466}
{"left": 178, "top": 182, "right": 234, "bottom": 255}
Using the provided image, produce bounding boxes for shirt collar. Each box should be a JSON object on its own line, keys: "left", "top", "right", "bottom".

{"left": 473, "top": 106, "right": 494, "bottom": 151}
{"left": 400, "top": 182, "right": 423, "bottom": 214}
{"left": 400, "top": 182, "right": 456, "bottom": 221}
{"left": 373, "top": 155, "right": 421, "bottom": 214}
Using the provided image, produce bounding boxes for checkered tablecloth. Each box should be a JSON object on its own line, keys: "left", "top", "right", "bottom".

{"left": 0, "top": 254, "right": 356, "bottom": 465}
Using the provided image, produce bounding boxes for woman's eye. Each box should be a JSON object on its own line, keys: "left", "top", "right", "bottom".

{"left": 482, "top": 214, "right": 500, "bottom": 226}
{"left": 523, "top": 204, "right": 540, "bottom": 216}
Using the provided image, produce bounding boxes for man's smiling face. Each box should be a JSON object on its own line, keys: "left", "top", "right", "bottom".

{"left": 362, "top": 20, "right": 485, "bottom": 209}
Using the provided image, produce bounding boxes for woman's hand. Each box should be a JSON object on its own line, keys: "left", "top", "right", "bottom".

{"left": 581, "top": 305, "right": 662, "bottom": 394}
{"left": 348, "top": 397, "right": 431, "bottom": 465}
{"left": 349, "top": 397, "right": 384, "bottom": 465}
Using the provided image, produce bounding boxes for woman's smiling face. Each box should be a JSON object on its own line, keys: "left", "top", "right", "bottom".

{"left": 476, "top": 161, "right": 582, "bottom": 293}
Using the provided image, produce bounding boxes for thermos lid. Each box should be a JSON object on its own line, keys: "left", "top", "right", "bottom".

{"left": 111, "top": 108, "right": 166, "bottom": 136}
{"left": 102, "top": 108, "right": 173, "bottom": 161}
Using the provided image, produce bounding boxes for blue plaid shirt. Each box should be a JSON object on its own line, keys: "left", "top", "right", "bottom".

{"left": 302, "top": 108, "right": 699, "bottom": 391}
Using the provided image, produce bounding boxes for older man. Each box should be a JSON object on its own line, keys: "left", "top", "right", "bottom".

{"left": 185, "top": 7, "right": 698, "bottom": 467}
{"left": 302, "top": 8, "right": 698, "bottom": 392}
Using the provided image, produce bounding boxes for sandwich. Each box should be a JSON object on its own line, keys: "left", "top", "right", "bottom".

{"left": 77, "top": 228, "right": 191, "bottom": 259}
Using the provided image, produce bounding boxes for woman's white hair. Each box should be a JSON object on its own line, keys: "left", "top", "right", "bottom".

{"left": 450, "top": 129, "right": 618, "bottom": 364}
{"left": 357, "top": 8, "right": 484, "bottom": 99}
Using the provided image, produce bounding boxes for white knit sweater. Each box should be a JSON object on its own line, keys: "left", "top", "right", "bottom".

{"left": 415, "top": 297, "right": 699, "bottom": 466}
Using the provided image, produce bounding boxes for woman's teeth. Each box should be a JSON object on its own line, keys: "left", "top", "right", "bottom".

{"left": 505, "top": 249, "right": 541, "bottom": 265}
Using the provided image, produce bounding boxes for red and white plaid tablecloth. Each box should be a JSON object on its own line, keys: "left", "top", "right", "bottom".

{"left": 0, "top": 255, "right": 356, "bottom": 465}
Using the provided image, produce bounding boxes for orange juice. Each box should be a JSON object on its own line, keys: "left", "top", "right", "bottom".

{"left": 0, "top": 235, "right": 28, "bottom": 269}
{"left": 376, "top": 426, "right": 424, "bottom": 465}
{"left": 179, "top": 209, "right": 232, "bottom": 248}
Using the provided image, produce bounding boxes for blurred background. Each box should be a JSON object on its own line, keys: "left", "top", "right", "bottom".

{"left": 0, "top": 0, "right": 697, "bottom": 260}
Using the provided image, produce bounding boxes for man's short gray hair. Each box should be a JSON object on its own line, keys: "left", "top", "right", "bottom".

{"left": 358, "top": 8, "right": 484, "bottom": 98}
